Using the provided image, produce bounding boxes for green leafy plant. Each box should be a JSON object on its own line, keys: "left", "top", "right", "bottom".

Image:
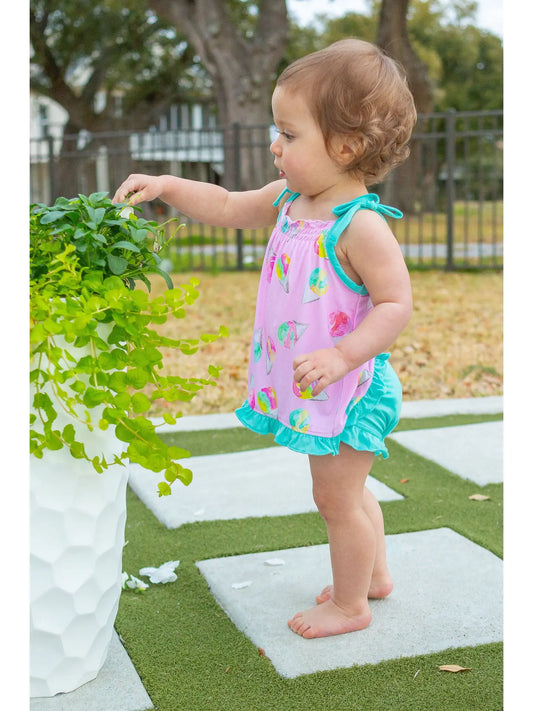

{"left": 30, "top": 191, "right": 228, "bottom": 496}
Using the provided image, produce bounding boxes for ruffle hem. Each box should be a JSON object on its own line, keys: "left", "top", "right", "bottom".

{"left": 235, "top": 354, "right": 397, "bottom": 459}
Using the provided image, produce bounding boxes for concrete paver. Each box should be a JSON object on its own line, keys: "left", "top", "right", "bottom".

{"left": 197, "top": 528, "right": 503, "bottom": 678}
{"left": 390, "top": 421, "right": 502, "bottom": 485}
{"left": 128, "top": 447, "right": 403, "bottom": 528}
{"left": 30, "top": 631, "right": 153, "bottom": 711}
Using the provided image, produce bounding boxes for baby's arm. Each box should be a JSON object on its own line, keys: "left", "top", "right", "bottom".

{"left": 293, "top": 210, "right": 412, "bottom": 396}
{"left": 112, "top": 174, "right": 285, "bottom": 230}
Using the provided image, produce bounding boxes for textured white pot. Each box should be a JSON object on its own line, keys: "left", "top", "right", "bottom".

{"left": 30, "top": 443, "right": 128, "bottom": 697}
{"left": 30, "top": 330, "right": 128, "bottom": 698}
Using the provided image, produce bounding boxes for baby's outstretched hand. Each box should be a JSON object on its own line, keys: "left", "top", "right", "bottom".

{"left": 112, "top": 174, "right": 164, "bottom": 205}
{"left": 293, "top": 347, "right": 350, "bottom": 397}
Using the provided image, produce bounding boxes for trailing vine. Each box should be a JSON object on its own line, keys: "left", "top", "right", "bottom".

{"left": 30, "top": 192, "right": 228, "bottom": 496}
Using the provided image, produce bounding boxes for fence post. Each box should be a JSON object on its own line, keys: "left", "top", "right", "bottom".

{"left": 233, "top": 122, "right": 244, "bottom": 270}
{"left": 445, "top": 109, "right": 456, "bottom": 270}
{"left": 47, "top": 135, "right": 56, "bottom": 204}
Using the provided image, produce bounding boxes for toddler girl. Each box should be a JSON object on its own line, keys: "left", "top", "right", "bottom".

{"left": 113, "top": 38, "right": 417, "bottom": 639}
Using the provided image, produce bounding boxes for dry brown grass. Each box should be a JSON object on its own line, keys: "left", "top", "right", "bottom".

{"left": 146, "top": 269, "right": 502, "bottom": 417}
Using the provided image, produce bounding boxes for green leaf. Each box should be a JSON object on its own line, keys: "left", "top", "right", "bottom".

{"left": 83, "top": 387, "right": 107, "bottom": 408}
{"left": 107, "top": 254, "right": 128, "bottom": 275}
{"left": 178, "top": 466, "right": 193, "bottom": 486}
{"left": 39, "top": 210, "right": 65, "bottom": 224}
{"left": 126, "top": 368, "right": 149, "bottom": 389}
{"left": 108, "top": 371, "right": 128, "bottom": 392}
{"left": 87, "top": 206, "right": 106, "bottom": 226}
{"left": 62, "top": 424, "right": 76, "bottom": 443}
{"left": 70, "top": 441, "right": 87, "bottom": 459}
{"left": 150, "top": 267, "right": 173, "bottom": 290}
{"left": 157, "top": 482, "right": 172, "bottom": 497}
{"left": 88, "top": 191, "right": 109, "bottom": 204}
{"left": 115, "top": 422, "right": 135, "bottom": 443}
{"left": 131, "top": 392, "right": 151, "bottom": 413}
{"left": 168, "top": 445, "right": 190, "bottom": 460}
{"left": 113, "top": 391, "right": 131, "bottom": 409}
{"left": 111, "top": 240, "right": 141, "bottom": 252}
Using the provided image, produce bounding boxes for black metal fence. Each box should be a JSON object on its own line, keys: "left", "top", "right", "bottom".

{"left": 30, "top": 109, "right": 502, "bottom": 271}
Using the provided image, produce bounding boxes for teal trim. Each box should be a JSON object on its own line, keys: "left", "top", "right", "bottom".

{"left": 273, "top": 188, "right": 300, "bottom": 207}
{"left": 325, "top": 237, "right": 368, "bottom": 294}
{"left": 325, "top": 193, "right": 402, "bottom": 294}
{"left": 235, "top": 402, "right": 341, "bottom": 456}
{"left": 235, "top": 354, "right": 397, "bottom": 459}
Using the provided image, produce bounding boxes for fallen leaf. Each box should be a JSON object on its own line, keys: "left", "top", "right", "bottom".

{"left": 264, "top": 558, "right": 285, "bottom": 566}
{"left": 439, "top": 665, "right": 471, "bottom": 673}
{"left": 469, "top": 494, "right": 491, "bottom": 501}
{"left": 258, "top": 647, "right": 266, "bottom": 657}
{"left": 400, "top": 478, "right": 410, "bottom": 484}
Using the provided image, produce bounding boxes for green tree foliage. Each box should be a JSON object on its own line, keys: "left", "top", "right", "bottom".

{"left": 287, "top": 0, "right": 502, "bottom": 112}
{"left": 30, "top": 0, "right": 208, "bottom": 133}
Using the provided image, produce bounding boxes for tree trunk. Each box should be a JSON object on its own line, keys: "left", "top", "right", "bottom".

{"left": 376, "top": 0, "right": 433, "bottom": 212}
{"left": 150, "top": 0, "right": 289, "bottom": 189}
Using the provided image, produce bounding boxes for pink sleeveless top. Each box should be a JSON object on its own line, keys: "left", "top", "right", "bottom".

{"left": 235, "top": 189, "right": 402, "bottom": 455}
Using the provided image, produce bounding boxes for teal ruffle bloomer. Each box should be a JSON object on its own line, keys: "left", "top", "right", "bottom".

{"left": 235, "top": 353, "right": 402, "bottom": 458}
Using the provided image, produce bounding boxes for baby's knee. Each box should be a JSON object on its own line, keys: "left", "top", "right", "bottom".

{"left": 312, "top": 485, "right": 361, "bottom": 522}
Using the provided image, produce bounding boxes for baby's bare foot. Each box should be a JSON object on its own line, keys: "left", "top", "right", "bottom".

{"left": 288, "top": 599, "right": 372, "bottom": 638}
{"left": 316, "top": 576, "right": 393, "bottom": 604}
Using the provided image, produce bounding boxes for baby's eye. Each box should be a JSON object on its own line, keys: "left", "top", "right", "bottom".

{"left": 275, "top": 128, "right": 295, "bottom": 141}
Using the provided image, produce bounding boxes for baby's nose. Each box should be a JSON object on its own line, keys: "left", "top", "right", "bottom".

{"left": 270, "top": 137, "right": 282, "bottom": 155}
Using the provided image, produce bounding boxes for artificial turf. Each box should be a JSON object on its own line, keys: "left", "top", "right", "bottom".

{"left": 116, "top": 413, "right": 503, "bottom": 711}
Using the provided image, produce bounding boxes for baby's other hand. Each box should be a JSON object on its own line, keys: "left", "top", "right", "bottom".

{"left": 112, "top": 174, "right": 164, "bottom": 205}
{"left": 293, "top": 347, "right": 350, "bottom": 397}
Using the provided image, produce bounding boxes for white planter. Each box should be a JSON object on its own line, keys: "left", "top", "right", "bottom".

{"left": 30, "top": 328, "right": 128, "bottom": 697}
{"left": 30, "top": 444, "right": 128, "bottom": 697}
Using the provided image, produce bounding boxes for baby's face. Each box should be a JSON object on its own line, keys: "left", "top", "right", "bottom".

{"left": 270, "top": 86, "right": 344, "bottom": 198}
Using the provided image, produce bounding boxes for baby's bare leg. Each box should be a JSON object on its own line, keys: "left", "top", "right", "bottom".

{"left": 287, "top": 446, "right": 375, "bottom": 639}
{"left": 316, "top": 486, "right": 393, "bottom": 603}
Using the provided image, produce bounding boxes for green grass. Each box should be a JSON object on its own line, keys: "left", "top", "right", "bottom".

{"left": 116, "top": 413, "right": 503, "bottom": 710}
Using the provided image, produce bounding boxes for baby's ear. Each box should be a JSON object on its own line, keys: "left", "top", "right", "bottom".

{"left": 331, "top": 135, "right": 361, "bottom": 166}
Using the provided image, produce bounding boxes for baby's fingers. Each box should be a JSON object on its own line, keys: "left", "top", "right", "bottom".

{"left": 112, "top": 175, "right": 147, "bottom": 204}
{"left": 292, "top": 353, "right": 308, "bottom": 372}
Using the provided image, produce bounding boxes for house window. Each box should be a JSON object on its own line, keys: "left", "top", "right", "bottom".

{"left": 38, "top": 104, "right": 49, "bottom": 138}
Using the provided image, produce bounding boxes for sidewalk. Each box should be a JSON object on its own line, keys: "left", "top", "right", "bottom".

{"left": 30, "top": 397, "right": 503, "bottom": 710}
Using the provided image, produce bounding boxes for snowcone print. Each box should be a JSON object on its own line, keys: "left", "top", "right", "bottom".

{"left": 276, "top": 253, "right": 290, "bottom": 293}
{"left": 253, "top": 327, "right": 263, "bottom": 362}
{"left": 277, "top": 320, "right": 308, "bottom": 349}
{"left": 293, "top": 380, "right": 329, "bottom": 401}
{"left": 266, "top": 336, "right": 276, "bottom": 374}
{"left": 302, "top": 267, "right": 328, "bottom": 303}
{"left": 281, "top": 218, "right": 304, "bottom": 239}
{"left": 291, "top": 220, "right": 305, "bottom": 236}
{"left": 257, "top": 386, "right": 278, "bottom": 418}
{"left": 328, "top": 311, "right": 351, "bottom": 339}
{"left": 358, "top": 369, "right": 372, "bottom": 387}
{"left": 266, "top": 246, "right": 276, "bottom": 283}
{"left": 248, "top": 375, "right": 256, "bottom": 409}
{"left": 289, "top": 408, "right": 311, "bottom": 433}
{"left": 314, "top": 231, "right": 328, "bottom": 258}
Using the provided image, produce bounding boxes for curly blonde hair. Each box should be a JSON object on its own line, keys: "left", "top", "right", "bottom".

{"left": 276, "top": 39, "right": 417, "bottom": 185}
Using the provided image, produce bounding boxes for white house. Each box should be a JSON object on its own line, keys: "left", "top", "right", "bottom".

{"left": 30, "top": 93, "right": 224, "bottom": 204}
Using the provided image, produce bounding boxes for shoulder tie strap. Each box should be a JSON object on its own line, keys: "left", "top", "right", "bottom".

{"left": 273, "top": 188, "right": 300, "bottom": 207}
{"left": 329, "top": 193, "right": 402, "bottom": 245}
